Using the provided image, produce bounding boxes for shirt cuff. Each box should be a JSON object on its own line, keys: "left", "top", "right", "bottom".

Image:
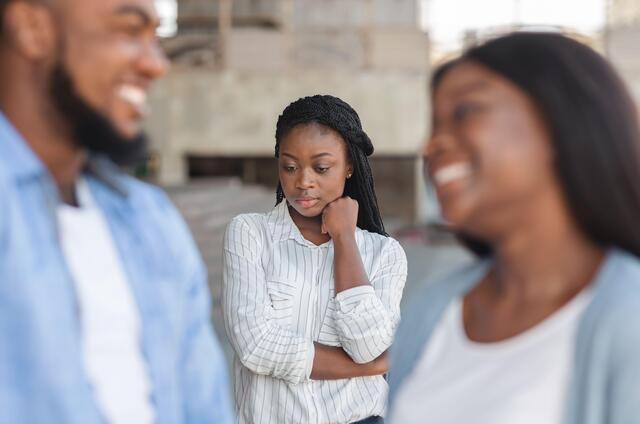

{"left": 334, "top": 285, "right": 376, "bottom": 311}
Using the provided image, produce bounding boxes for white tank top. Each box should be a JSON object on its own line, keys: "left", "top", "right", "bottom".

{"left": 391, "top": 289, "right": 593, "bottom": 424}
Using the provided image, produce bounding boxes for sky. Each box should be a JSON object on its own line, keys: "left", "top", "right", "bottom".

{"left": 155, "top": 0, "right": 178, "bottom": 37}
{"left": 421, "top": 0, "right": 607, "bottom": 51}
{"left": 155, "top": 0, "right": 607, "bottom": 51}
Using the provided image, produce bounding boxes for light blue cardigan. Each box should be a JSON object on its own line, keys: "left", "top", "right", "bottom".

{"left": 388, "top": 249, "right": 640, "bottom": 424}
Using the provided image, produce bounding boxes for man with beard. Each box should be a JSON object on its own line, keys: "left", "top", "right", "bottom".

{"left": 0, "top": 1, "right": 233, "bottom": 423}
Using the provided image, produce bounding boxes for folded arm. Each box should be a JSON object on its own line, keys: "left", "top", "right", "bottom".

{"left": 332, "top": 238, "right": 407, "bottom": 364}
{"left": 311, "top": 343, "right": 387, "bottom": 380}
{"left": 223, "top": 216, "right": 316, "bottom": 385}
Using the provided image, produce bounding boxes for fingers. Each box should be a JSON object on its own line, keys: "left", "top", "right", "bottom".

{"left": 322, "top": 196, "right": 358, "bottom": 236}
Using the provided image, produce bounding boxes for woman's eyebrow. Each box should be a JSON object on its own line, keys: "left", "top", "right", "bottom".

{"left": 311, "top": 153, "right": 333, "bottom": 159}
{"left": 281, "top": 152, "right": 334, "bottom": 159}
{"left": 449, "top": 80, "right": 491, "bottom": 98}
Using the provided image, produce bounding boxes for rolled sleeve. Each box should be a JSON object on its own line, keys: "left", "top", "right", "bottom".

{"left": 335, "top": 285, "right": 377, "bottom": 308}
{"left": 333, "top": 239, "right": 407, "bottom": 364}
{"left": 222, "top": 216, "right": 314, "bottom": 384}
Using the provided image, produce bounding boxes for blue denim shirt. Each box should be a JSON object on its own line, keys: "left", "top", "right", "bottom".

{"left": 0, "top": 112, "right": 234, "bottom": 424}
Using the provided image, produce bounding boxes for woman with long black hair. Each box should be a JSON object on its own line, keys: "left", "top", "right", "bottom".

{"left": 388, "top": 32, "right": 640, "bottom": 424}
{"left": 223, "top": 95, "right": 407, "bottom": 424}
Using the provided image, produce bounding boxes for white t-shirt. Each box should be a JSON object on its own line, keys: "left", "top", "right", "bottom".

{"left": 391, "top": 289, "right": 593, "bottom": 424}
{"left": 57, "top": 178, "right": 155, "bottom": 424}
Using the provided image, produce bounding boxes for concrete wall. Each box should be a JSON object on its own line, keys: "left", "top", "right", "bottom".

{"left": 178, "top": 0, "right": 283, "bottom": 29}
{"left": 607, "top": 0, "right": 640, "bottom": 27}
{"left": 146, "top": 68, "right": 428, "bottom": 183}
{"left": 215, "top": 27, "right": 428, "bottom": 71}
{"left": 154, "top": 0, "right": 430, "bottom": 223}
{"left": 606, "top": 25, "right": 640, "bottom": 102}
{"left": 291, "top": 0, "right": 418, "bottom": 29}
{"left": 177, "top": 0, "right": 419, "bottom": 30}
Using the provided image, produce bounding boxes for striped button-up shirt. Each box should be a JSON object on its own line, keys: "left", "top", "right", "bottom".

{"left": 223, "top": 201, "right": 407, "bottom": 424}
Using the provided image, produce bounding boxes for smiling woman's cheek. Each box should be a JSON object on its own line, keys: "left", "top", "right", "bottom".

{"left": 427, "top": 62, "right": 557, "bottom": 239}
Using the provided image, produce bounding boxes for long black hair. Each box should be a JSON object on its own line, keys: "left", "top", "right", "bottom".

{"left": 0, "top": 0, "right": 9, "bottom": 37}
{"left": 433, "top": 32, "right": 640, "bottom": 258}
{"left": 275, "top": 95, "right": 387, "bottom": 236}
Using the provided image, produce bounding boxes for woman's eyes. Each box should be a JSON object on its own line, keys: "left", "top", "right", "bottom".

{"left": 281, "top": 165, "right": 330, "bottom": 174}
{"left": 452, "top": 103, "right": 484, "bottom": 123}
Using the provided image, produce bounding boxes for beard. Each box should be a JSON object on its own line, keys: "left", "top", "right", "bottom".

{"left": 48, "top": 63, "right": 149, "bottom": 165}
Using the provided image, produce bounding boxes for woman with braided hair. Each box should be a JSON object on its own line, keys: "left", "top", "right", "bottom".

{"left": 222, "top": 95, "right": 407, "bottom": 424}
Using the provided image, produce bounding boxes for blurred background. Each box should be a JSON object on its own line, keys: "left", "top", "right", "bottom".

{"left": 144, "top": 0, "right": 640, "bottom": 361}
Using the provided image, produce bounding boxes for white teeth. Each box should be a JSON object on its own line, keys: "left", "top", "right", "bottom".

{"left": 118, "top": 85, "right": 147, "bottom": 109}
{"left": 433, "top": 162, "right": 472, "bottom": 186}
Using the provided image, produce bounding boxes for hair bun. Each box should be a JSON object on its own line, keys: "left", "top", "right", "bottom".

{"left": 276, "top": 94, "right": 375, "bottom": 157}
{"left": 350, "top": 129, "right": 374, "bottom": 156}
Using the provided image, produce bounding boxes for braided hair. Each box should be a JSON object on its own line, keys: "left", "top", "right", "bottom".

{"left": 275, "top": 95, "right": 387, "bottom": 236}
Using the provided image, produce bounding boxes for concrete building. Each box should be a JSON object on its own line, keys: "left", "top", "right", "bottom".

{"left": 607, "top": 0, "right": 640, "bottom": 27}
{"left": 605, "top": 0, "right": 640, "bottom": 103}
{"left": 147, "top": 0, "right": 430, "bottom": 223}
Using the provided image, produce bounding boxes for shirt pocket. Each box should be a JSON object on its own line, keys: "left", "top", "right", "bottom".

{"left": 265, "top": 277, "right": 297, "bottom": 326}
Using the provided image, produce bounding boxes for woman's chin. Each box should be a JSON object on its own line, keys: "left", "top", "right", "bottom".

{"left": 288, "top": 203, "right": 324, "bottom": 219}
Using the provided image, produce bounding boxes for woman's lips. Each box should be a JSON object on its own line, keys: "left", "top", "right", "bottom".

{"left": 295, "top": 197, "right": 320, "bottom": 208}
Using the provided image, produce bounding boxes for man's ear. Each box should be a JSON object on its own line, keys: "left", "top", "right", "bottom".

{"left": 5, "top": 1, "right": 57, "bottom": 61}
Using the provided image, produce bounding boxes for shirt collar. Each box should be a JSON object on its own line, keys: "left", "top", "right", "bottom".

{"left": 0, "top": 111, "right": 45, "bottom": 180}
{"left": 267, "top": 201, "right": 305, "bottom": 244}
{"left": 267, "top": 200, "right": 362, "bottom": 248}
{"left": 0, "top": 110, "right": 128, "bottom": 197}
{"left": 85, "top": 156, "right": 129, "bottom": 198}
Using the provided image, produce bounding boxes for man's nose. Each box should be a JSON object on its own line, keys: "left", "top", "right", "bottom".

{"left": 139, "top": 39, "right": 170, "bottom": 80}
